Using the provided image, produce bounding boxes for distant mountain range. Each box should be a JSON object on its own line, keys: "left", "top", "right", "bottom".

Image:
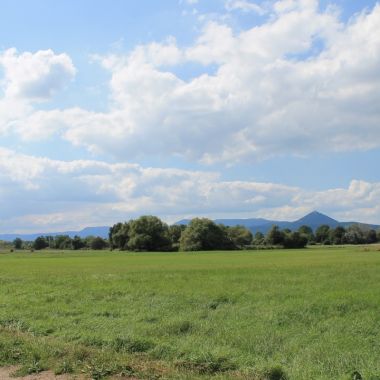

{"left": 176, "top": 211, "right": 380, "bottom": 234}
{"left": 0, "top": 226, "right": 110, "bottom": 242}
{"left": 1, "top": 211, "right": 379, "bottom": 242}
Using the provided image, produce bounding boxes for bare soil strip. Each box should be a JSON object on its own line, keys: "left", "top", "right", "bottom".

{"left": 0, "top": 367, "right": 85, "bottom": 380}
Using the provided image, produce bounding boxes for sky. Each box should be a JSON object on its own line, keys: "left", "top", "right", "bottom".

{"left": 0, "top": 0, "right": 380, "bottom": 233}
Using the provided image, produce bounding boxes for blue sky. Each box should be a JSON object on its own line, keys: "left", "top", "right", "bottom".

{"left": 0, "top": 0, "right": 380, "bottom": 232}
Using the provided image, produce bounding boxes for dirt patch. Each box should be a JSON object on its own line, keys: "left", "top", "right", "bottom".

{"left": 0, "top": 367, "right": 85, "bottom": 380}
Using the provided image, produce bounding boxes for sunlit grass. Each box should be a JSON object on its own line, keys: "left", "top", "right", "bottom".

{"left": 1, "top": 246, "right": 380, "bottom": 379}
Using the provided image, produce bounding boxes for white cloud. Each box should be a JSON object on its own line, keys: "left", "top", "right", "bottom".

{"left": 1, "top": 3, "right": 380, "bottom": 164}
{"left": 225, "top": 0, "right": 266, "bottom": 15}
{"left": 101, "top": 37, "right": 183, "bottom": 69}
{"left": 0, "top": 148, "right": 379, "bottom": 232}
{"left": 0, "top": 49, "right": 76, "bottom": 136}
{"left": 186, "top": 21, "right": 236, "bottom": 64}
{"left": 0, "top": 48, "right": 76, "bottom": 101}
{"left": 0, "top": 97, "right": 32, "bottom": 135}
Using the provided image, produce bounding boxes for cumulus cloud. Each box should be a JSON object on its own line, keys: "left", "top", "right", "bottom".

{"left": 2, "top": 1, "right": 379, "bottom": 164}
{"left": 0, "top": 148, "right": 379, "bottom": 232}
{"left": 0, "top": 49, "right": 76, "bottom": 136}
{"left": 0, "top": 48, "right": 76, "bottom": 101}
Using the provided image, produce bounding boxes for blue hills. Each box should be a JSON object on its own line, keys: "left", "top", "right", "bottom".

{"left": 176, "top": 211, "right": 380, "bottom": 234}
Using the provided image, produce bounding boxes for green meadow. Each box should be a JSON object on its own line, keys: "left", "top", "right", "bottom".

{"left": 0, "top": 246, "right": 380, "bottom": 379}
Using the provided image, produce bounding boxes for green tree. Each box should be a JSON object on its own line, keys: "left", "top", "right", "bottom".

{"left": 266, "top": 225, "right": 284, "bottom": 246}
{"left": 90, "top": 236, "right": 108, "bottom": 250}
{"left": 71, "top": 235, "right": 85, "bottom": 250}
{"left": 54, "top": 235, "right": 72, "bottom": 249}
{"left": 13, "top": 238, "right": 23, "bottom": 249}
{"left": 329, "top": 226, "right": 346, "bottom": 245}
{"left": 33, "top": 236, "right": 48, "bottom": 250}
{"left": 168, "top": 224, "right": 186, "bottom": 251}
{"left": 109, "top": 222, "right": 130, "bottom": 250}
{"left": 127, "top": 216, "right": 171, "bottom": 251}
{"left": 225, "top": 225, "right": 253, "bottom": 249}
{"left": 45, "top": 236, "right": 55, "bottom": 248}
{"left": 179, "top": 218, "right": 231, "bottom": 251}
{"left": 344, "top": 225, "right": 364, "bottom": 245}
{"left": 315, "top": 225, "right": 330, "bottom": 243}
{"left": 283, "top": 231, "right": 308, "bottom": 248}
{"left": 253, "top": 231, "right": 265, "bottom": 245}
{"left": 365, "top": 229, "right": 377, "bottom": 244}
{"left": 298, "top": 225, "right": 314, "bottom": 243}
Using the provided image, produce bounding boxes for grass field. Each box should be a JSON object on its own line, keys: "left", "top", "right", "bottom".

{"left": 0, "top": 246, "right": 380, "bottom": 379}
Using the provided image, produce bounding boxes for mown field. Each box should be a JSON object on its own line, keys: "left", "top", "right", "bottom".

{"left": 0, "top": 246, "right": 380, "bottom": 379}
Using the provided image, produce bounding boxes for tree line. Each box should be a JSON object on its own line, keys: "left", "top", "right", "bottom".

{"left": 110, "top": 217, "right": 380, "bottom": 250}
{"left": 10, "top": 216, "right": 380, "bottom": 252}
{"left": 260, "top": 224, "right": 380, "bottom": 247}
{"left": 12, "top": 235, "right": 108, "bottom": 251}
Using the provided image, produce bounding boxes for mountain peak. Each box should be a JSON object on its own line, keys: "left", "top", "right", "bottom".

{"left": 309, "top": 210, "right": 324, "bottom": 216}
{"left": 295, "top": 211, "right": 339, "bottom": 226}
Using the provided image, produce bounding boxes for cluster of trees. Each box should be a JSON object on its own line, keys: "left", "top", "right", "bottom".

{"left": 256, "top": 226, "right": 309, "bottom": 248}
{"left": 109, "top": 216, "right": 312, "bottom": 251}
{"left": 13, "top": 235, "right": 108, "bottom": 251}
{"left": 109, "top": 216, "right": 380, "bottom": 251}
{"left": 312, "top": 224, "right": 380, "bottom": 245}
{"left": 10, "top": 216, "right": 380, "bottom": 252}
{"left": 109, "top": 216, "right": 254, "bottom": 252}
{"left": 252, "top": 224, "right": 380, "bottom": 247}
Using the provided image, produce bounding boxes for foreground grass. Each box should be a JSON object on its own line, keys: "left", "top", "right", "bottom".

{"left": 0, "top": 246, "right": 380, "bottom": 379}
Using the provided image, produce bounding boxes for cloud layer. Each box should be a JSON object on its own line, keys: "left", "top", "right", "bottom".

{"left": 0, "top": 148, "right": 379, "bottom": 232}
{"left": 1, "top": 1, "right": 379, "bottom": 163}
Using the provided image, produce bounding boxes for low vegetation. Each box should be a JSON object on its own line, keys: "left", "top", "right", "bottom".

{"left": 0, "top": 246, "right": 380, "bottom": 379}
